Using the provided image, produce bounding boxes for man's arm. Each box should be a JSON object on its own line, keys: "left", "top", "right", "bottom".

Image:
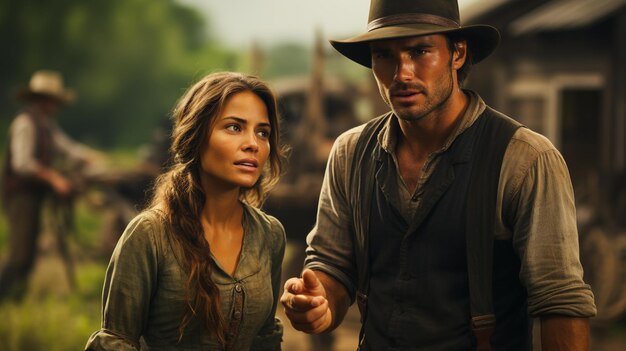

{"left": 34, "top": 164, "right": 73, "bottom": 195}
{"left": 541, "top": 316, "right": 590, "bottom": 351}
{"left": 498, "top": 129, "right": 596, "bottom": 349}
{"left": 10, "top": 114, "right": 73, "bottom": 196}
{"left": 281, "top": 129, "right": 362, "bottom": 333}
{"left": 52, "top": 120, "right": 101, "bottom": 163}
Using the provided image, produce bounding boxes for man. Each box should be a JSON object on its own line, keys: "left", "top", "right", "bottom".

{"left": 280, "top": 0, "right": 596, "bottom": 350}
{"left": 0, "top": 70, "right": 99, "bottom": 300}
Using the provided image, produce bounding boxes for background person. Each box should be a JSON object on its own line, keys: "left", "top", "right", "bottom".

{"left": 0, "top": 69, "right": 101, "bottom": 301}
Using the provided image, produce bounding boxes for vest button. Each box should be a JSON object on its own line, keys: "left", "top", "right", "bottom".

{"left": 235, "top": 284, "right": 242, "bottom": 292}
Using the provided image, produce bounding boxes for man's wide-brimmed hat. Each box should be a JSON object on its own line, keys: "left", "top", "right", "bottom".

{"left": 330, "top": 0, "right": 500, "bottom": 68}
{"left": 16, "top": 70, "right": 76, "bottom": 104}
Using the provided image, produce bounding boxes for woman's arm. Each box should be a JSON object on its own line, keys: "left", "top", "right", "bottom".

{"left": 85, "top": 214, "right": 159, "bottom": 351}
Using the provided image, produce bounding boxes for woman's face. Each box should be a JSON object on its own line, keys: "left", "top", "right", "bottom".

{"left": 199, "top": 90, "right": 271, "bottom": 192}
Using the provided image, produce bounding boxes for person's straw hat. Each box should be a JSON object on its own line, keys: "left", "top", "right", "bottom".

{"left": 16, "top": 70, "right": 76, "bottom": 104}
{"left": 330, "top": 0, "right": 500, "bottom": 68}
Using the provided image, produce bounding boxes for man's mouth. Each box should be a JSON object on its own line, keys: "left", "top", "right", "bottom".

{"left": 391, "top": 90, "right": 422, "bottom": 103}
{"left": 392, "top": 90, "right": 420, "bottom": 97}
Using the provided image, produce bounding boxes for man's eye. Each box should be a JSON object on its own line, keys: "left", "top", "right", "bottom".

{"left": 373, "top": 52, "right": 390, "bottom": 59}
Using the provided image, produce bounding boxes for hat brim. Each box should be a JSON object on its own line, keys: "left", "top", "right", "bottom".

{"left": 330, "top": 24, "right": 500, "bottom": 68}
{"left": 16, "top": 88, "right": 76, "bottom": 104}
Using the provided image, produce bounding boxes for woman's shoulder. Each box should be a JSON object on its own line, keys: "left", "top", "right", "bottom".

{"left": 125, "top": 209, "right": 165, "bottom": 231}
{"left": 116, "top": 209, "right": 168, "bottom": 250}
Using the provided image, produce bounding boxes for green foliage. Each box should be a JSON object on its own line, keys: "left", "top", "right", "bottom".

{"left": 0, "top": 201, "right": 6, "bottom": 250}
{"left": 72, "top": 197, "right": 105, "bottom": 250}
{"left": 0, "top": 152, "right": 6, "bottom": 249}
{"left": 0, "top": 148, "right": 143, "bottom": 351}
{"left": 0, "top": 262, "right": 106, "bottom": 351}
{"left": 0, "top": 0, "right": 241, "bottom": 148}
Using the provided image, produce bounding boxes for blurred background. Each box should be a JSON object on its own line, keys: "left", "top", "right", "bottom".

{"left": 1, "top": 0, "right": 626, "bottom": 350}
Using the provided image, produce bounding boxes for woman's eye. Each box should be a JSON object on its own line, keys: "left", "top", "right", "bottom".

{"left": 226, "top": 124, "right": 241, "bottom": 132}
{"left": 257, "top": 130, "right": 270, "bottom": 138}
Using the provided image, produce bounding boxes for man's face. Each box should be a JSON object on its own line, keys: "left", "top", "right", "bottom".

{"left": 38, "top": 97, "right": 62, "bottom": 116}
{"left": 370, "top": 34, "right": 460, "bottom": 122}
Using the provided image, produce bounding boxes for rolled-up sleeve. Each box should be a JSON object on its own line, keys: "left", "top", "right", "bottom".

{"left": 51, "top": 121, "right": 96, "bottom": 163}
{"left": 501, "top": 129, "right": 596, "bottom": 318}
{"left": 85, "top": 215, "right": 159, "bottom": 350}
{"left": 9, "top": 114, "right": 39, "bottom": 175}
{"left": 304, "top": 128, "right": 362, "bottom": 299}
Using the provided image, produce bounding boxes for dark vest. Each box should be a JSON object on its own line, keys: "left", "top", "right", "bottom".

{"left": 2, "top": 107, "right": 54, "bottom": 198}
{"left": 351, "top": 108, "right": 531, "bottom": 350}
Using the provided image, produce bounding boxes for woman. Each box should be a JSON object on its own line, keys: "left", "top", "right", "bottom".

{"left": 86, "top": 72, "right": 287, "bottom": 350}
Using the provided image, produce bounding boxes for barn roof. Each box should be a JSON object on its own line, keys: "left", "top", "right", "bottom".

{"left": 510, "top": 0, "right": 626, "bottom": 35}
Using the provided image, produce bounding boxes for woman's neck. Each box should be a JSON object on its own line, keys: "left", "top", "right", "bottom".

{"left": 200, "top": 188, "right": 245, "bottom": 276}
{"left": 201, "top": 190, "right": 243, "bottom": 228}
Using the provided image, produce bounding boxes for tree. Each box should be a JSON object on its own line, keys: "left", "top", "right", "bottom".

{"left": 0, "top": 0, "right": 239, "bottom": 148}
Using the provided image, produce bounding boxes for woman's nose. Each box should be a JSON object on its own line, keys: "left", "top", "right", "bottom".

{"left": 242, "top": 132, "right": 259, "bottom": 152}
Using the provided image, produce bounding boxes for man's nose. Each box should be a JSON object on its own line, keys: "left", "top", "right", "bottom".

{"left": 395, "top": 55, "right": 415, "bottom": 82}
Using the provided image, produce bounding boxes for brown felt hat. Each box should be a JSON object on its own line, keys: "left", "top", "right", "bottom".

{"left": 330, "top": 0, "right": 500, "bottom": 68}
{"left": 16, "top": 70, "right": 76, "bottom": 104}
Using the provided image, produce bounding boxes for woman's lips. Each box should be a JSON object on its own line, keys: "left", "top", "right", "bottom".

{"left": 234, "top": 159, "right": 258, "bottom": 171}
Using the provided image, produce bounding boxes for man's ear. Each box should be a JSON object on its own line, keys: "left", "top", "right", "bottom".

{"left": 452, "top": 40, "right": 468, "bottom": 70}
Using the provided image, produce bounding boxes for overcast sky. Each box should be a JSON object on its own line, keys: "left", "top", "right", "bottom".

{"left": 178, "top": 0, "right": 486, "bottom": 48}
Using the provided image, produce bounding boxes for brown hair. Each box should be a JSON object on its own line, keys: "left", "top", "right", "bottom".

{"left": 148, "top": 72, "right": 285, "bottom": 344}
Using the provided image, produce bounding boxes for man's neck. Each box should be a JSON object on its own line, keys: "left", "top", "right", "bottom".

{"left": 392, "top": 88, "right": 469, "bottom": 193}
{"left": 397, "top": 88, "right": 469, "bottom": 157}
{"left": 28, "top": 102, "right": 55, "bottom": 119}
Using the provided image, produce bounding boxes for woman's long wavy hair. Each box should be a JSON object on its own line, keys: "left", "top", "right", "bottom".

{"left": 148, "top": 72, "right": 285, "bottom": 345}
